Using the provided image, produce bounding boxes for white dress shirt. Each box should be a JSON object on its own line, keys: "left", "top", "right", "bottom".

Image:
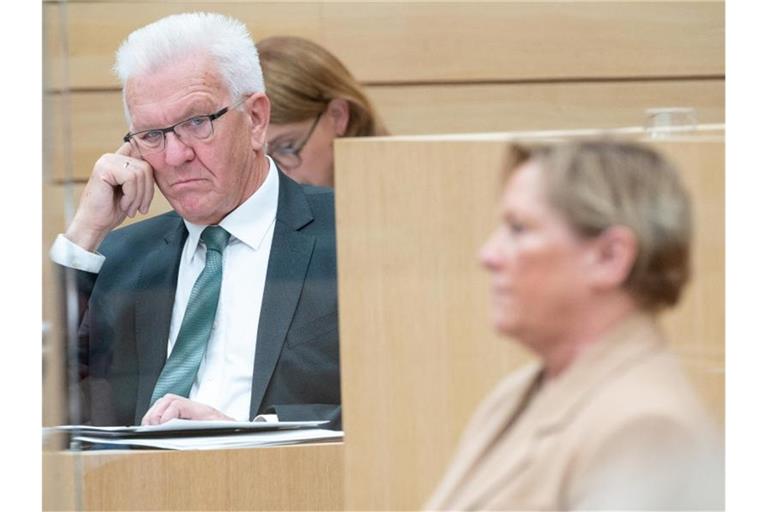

{"left": 51, "top": 158, "right": 280, "bottom": 421}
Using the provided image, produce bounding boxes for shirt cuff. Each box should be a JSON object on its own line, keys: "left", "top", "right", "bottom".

{"left": 252, "top": 413, "right": 279, "bottom": 423}
{"left": 49, "top": 234, "right": 105, "bottom": 273}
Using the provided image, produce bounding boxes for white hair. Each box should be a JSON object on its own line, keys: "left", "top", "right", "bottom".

{"left": 113, "top": 12, "right": 263, "bottom": 124}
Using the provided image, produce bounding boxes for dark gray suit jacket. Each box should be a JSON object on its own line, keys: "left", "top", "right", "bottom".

{"left": 75, "top": 170, "right": 340, "bottom": 427}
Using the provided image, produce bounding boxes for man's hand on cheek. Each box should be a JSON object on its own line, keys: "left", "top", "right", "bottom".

{"left": 141, "top": 394, "right": 235, "bottom": 425}
{"left": 66, "top": 142, "right": 156, "bottom": 252}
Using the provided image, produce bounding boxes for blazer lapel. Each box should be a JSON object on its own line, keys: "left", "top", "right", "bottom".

{"left": 458, "top": 428, "right": 541, "bottom": 510}
{"left": 458, "top": 314, "right": 664, "bottom": 508}
{"left": 133, "top": 219, "right": 187, "bottom": 422}
{"left": 427, "top": 365, "right": 543, "bottom": 509}
{"left": 249, "top": 171, "right": 315, "bottom": 418}
{"left": 528, "top": 312, "right": 663, "bottom": 435}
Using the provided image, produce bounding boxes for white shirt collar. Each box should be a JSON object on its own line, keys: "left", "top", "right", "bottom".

{"left": 183, "top": 157, "right": 279, "bottom": 261}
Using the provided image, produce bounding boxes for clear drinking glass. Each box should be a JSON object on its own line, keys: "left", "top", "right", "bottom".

{"left": 645, "top": 107, "right": 698, "bottom": 138}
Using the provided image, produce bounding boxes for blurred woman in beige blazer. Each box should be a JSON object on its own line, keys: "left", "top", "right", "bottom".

{"left": 425, "top": 140, "right": 723, "bottom": 511}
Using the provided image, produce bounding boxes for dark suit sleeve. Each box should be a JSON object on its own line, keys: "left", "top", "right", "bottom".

{"left": 54, "top": 264, "right": 98, "bottom": 327}
{"left": 54, "top": 213, "right": 185, "bottom": 426}
{"left": 53, "top": 263, "right": 98, "bottom": 423}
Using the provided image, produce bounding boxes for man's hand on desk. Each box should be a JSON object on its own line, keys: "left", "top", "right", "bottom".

{"left": 142, "top": 394, "right": 234, "bottom": 425}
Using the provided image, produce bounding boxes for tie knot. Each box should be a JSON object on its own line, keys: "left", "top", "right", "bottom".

{"left": 200, "top": 225, "right": 230, "bottom": 253}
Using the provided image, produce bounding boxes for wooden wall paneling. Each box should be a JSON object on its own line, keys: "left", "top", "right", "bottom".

{"left": 43, "top": 2, "right": 66, "bottom": 93}
{"left": 45, "top": 1, "right": 323, "bottom": 91}
{"left": 334, "top": 134, "right": 724, "bottom": 510}
{"left": 47, "top": 91, "right": 126, "bottom": 182}
{"left": 44, "top": 85, "right": 68, "bottom": 184}
{"left": 42, "top": 182, "right": 74, "bottom": 430}
{"left": 323, "top": 1, "right": 724, "bottom": 82}
{"left": 368, "top": 79, "right": 725, "bottom": 135}
{"left": 45, "top": 1, "right": 723, "bottom": 90}
{"left": 47, "top": 80, "right": 724, "bottom": 181}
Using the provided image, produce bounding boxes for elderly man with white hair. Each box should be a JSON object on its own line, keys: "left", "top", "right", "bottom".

{"left": 50, "top": 12, "right": 341, "bottom": 428}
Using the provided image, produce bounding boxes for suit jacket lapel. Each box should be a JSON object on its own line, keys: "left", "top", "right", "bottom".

{"left": 456, "top": 314, "right": 664, "bottom": 509}
{"left": 528, "top": 312, "right": 663, "bottom": 435}
{"left": 436, "top": 367, "right": 543, "bottom": 509}
{"left": 250, "top": 171, "right": 315, "bottom": 418}
{"left": 133, "top": 219, "right": 187, "bottom": 422}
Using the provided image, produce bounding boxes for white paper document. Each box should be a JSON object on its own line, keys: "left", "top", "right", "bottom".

{"left": 50, "top": 418, "right": 327, "bottom": 435}
{"left": 45, "top": 418, "right": 342, "bottom": 450}
{"left": 72, "top": 428, "right": 344, "bottom": 450}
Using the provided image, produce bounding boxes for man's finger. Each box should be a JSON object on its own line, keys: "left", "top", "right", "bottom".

{"left": 142, "top": 394, "right": 173, "bottom": 425}
{"left": 141, "top": 406, "right": 155, "bottom": 426}
{"left": 135, "top": 165, "right": 153, "bottom": 215}
{"left": 141, "top": 400, "right": 162, "bottom": 425}
{"left": 128, "top": 168, "right": 146, "bottom": 217}
{"left": 160, "top": 402, "right": 182, "bottom": 424}
{"left": 142, "top": 410, "right": 157, "bottom": 426}
{"left": 115, "top": 141, "right": 135, "bottom": 157}
{"left": 119, "top": 179, "right": 138, "bottom": 215}
{"left": 141, "top": 169, "right": 155, "bottom": 214}
{"left": 116, "top": 154, "right": 154, "bottom": 216}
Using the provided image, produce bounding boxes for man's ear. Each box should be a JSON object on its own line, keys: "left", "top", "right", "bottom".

{"left": 587, "top": 226, "right": 638, "bottom": 291}
{"left": 327, "top": 98, "right": 350, "bottom": 136}
{"left": 245, "top": 92, "right": 271, "bottom": 151}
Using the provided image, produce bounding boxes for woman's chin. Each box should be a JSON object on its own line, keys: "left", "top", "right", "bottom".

{"left": 491, "top": 313, "right": 520, "bottom": 338}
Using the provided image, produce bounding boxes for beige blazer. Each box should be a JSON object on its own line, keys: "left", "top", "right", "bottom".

{"left": 425, "top": 313, "right": 723, "bottom": 511}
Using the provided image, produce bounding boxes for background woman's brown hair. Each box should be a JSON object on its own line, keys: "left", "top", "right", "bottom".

{"left": 258, "top": 35, "right": 388, "bottom": 137}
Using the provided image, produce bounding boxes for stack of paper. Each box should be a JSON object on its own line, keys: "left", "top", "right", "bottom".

{"left": 46, "top": 419, "right": 343, "bottom": 450}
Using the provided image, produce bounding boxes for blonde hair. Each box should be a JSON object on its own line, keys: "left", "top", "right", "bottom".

{"left": 257, "top": 36, "right": 387, "bottom": 137}
{"left": 509, "top": 140, "right": 692, "bottom": 311}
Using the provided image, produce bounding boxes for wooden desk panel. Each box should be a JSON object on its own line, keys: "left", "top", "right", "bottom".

{"left": 44, "top": 442, "right": 344, "bottom": 511}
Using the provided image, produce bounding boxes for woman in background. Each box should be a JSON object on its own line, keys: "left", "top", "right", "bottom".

{"left": 258, "top": 35, "right": 388, "bottom": 187}
{"left": 425, "top": 140, "right": 723, "bottom": 511}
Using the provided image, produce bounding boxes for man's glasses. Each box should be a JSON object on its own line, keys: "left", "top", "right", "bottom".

{"left": 268, "top": 112, "right": 323, "bottom": 170}
{"left": 123, "top": 99, "right": 245, "bottom": 156}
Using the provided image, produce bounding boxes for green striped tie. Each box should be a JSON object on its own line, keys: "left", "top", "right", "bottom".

{"left": 150, "top": 225, "right": 230, "bottom": 405}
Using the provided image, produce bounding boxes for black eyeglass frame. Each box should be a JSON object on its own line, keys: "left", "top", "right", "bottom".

{"left": 268, "top": 112, "right": 324, "bottom": 170}
{"left": 122, "top": 100, "right": 244, "bottom": 150}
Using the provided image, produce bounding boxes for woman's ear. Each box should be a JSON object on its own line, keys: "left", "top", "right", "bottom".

{"left": 327, "top": 98, "right": 350, "bottom": 136}
{"left": 245, "top": 92, "right": 271, "bottom": 151}
{"left": 587, "top": 226, "right": 638, "bottom": 291}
